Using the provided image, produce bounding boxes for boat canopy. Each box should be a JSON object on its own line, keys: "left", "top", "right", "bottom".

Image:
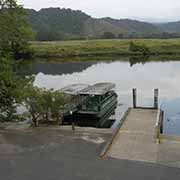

{"left": 61, "top": 84, "right": 89, "bottom": 95}
{"left": 79, "top": 83, "right": 115, "bottom": 95}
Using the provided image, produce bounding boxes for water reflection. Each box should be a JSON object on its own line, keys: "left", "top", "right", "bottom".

{"left": 162, "top": 98, "right": 180, "bottom": 135}
{"left": 26, "top": 59, "right": 180, "bottom": 136}
{"left": 129, "top": 56, "right": 150, "bottom": 67}
{"left": 18, "top": 61, "right": 96, "bottom": 76}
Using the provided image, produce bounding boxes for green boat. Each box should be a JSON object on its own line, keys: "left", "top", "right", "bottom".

{"left": 62, "top": 83, "right": 118, "bottom": 128}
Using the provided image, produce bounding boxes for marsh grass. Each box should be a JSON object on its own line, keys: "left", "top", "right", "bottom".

{"left": 31, "top": 39, "right": 180, "bottom": 59}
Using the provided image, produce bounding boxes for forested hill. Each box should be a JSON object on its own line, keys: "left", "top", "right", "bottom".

{"left": 26, "top": 8, "right": 90, "bottom": 40}
{"left": 157, "top": 21, "right": 180, "bottom": 33}
{"left": 26, "top": 8, "right": 180, "bottom": 41}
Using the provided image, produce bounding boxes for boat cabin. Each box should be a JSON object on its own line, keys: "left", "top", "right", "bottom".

{"left": 61, "top": 82, "right": 118, "bottom": 128}
{"left": 78, "top": 83, "right": 117, "bottom": 115}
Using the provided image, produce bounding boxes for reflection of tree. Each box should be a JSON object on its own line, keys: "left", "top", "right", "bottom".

{"left": 129, "top": 56, "right": 150, "bottom": 67}
{"left": 17, "top": 62, "right": 95, "bottom": 76}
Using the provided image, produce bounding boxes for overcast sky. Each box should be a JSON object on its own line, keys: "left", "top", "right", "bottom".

{"left": 19, "top": 0, "right": 180, "bottom": 22}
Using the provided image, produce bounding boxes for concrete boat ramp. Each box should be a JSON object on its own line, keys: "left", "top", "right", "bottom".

{"left": 108, "top": 108, "right": 158, "bottom": 163}
{"left": 103, "top": 108, "right": 180, "bottom": 168}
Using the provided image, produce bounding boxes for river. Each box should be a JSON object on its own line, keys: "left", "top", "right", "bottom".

{"left": 21, "top": 59, "right": 180, "bottom": 136}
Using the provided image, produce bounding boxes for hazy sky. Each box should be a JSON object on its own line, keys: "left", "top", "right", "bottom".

{"left": 19, "top": 0, "right": 180, "bottom": 22}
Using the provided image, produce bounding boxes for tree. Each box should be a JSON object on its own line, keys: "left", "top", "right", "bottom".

{"left": 51, "top": 91, "right": 68, "bottom": 124}
{"left": 23, "top": 85, "right": 44, "bottom": 126}
{"left": 23, "top": 85, "right": 69, "bottom": 127}
{"left": 0, "top": 0, "right": 34, "bottom": 59}
{"left": 0, "top": 0, "right": 33, "bottom": 122}
{"left": 0, "top": 55, "right": 24, "bottom": 121}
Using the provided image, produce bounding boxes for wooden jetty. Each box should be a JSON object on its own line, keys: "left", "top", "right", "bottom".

{"left": 108, "top": 108, "right": 159, "bottom": 163}
{"left": 106, "top": 107, "right": 180, "bottom": 167}
{"left": 101, "top": 88, "right": 180, "bottom": 168}
{"left": 101, "top": 89, "right": 163, "bottom": 163}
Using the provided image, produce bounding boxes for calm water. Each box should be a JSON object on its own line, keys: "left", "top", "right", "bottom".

{"left": 25, "top": 60, "right": 180, "bottom": 136}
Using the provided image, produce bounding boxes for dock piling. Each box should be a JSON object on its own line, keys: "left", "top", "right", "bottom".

{"left": 154, "top": 89, "right": 159, "bottom": 109}
{"left": 132, "top": 88, "right": 159, "bottom": 109}
{"left": 132, "top": 88, "right": 137, "bottom": 108}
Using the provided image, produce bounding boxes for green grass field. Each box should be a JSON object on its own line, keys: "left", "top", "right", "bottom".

{"left": 31, "top": 39, "right": 180, "bottom": 59}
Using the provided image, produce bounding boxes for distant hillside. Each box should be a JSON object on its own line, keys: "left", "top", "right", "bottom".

{"left": 83, "top": 18, "right": 125, "bottom": 38}
{"left": 26, "top": 8, "right": 90, "bottom": 40}
{"left": 157, "top": 21, "right": 180, "bottom": 33}
{"left": 103, "top": 18, "right": 162, "bottom": 37}
{"left": 26, "top": 8, "right": 180, "bottom": 41}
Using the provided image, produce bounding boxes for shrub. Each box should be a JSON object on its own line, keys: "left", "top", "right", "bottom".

{"left": 129, "top": 41, "right": 150, "bottom": 55}
{"left": 23, "top": 85, "right": 69, "bottom": 127}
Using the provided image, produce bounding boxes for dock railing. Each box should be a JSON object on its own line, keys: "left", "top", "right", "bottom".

{"left": 132, "top": 88, "right": 164, "bottom": 144}
{"left": 132, "top": 88, "right": 159, "bottom": 109}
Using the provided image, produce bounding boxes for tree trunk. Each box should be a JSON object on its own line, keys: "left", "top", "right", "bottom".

{"left": 32, "top": 114, "right": 38, "bottom": 127}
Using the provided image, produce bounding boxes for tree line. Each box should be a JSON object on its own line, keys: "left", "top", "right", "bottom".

{"left": 100, "top": 32, "right": 180, "bottom": 40}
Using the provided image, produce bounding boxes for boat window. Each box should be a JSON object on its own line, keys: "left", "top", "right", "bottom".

{"left": 81, "top": 96, "right": 99, "bottom": 112}
{"left": 82, "top": 104, "right": 86, "bottom": 110}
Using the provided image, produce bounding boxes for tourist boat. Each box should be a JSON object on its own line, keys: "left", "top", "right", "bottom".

{"left": 61, "top": 83, "right": 118, "bottom": 128}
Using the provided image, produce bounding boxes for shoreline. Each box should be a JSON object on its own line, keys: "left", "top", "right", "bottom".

{"left": 31, "top": 39, "right": 180, "bottom": 61}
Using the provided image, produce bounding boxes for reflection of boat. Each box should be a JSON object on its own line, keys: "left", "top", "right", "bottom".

{"left": 61, "top": 83, "right": 118, "bottom": 128}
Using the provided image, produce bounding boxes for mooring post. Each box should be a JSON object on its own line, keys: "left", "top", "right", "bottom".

{"left": 70, "top": 111, "right": 75, "bottom": 132}
{"left": 160, "top": 111, "right": 164, "bottom": 134}
{"left": 72, "top": 122, "right": 75, "bottom": 132}
{"left": 132, "top": 88, "right": 137, "bottom": 108}
{"left": 154, "top": 89, "right": 159, "bottom": 109}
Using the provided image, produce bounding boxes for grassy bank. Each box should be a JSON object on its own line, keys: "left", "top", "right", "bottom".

{"left": 31, "top": 39, "right": 180, "bottom": 59}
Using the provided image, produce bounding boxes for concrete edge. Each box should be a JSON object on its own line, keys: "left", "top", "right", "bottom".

{"left": 100, "top": 107, "right": 131, "bottom": 159}
{"left": 0, "top": 124, "right": 114, "bottom": 135}
{"left": 135, "top": 107, "right": 158, "bottom": 110}
{"left": 155, "top": 110, "right": 164, "bottom": 144}
{"left": 34, "top": 125, "right": 114, "bottom": 134}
